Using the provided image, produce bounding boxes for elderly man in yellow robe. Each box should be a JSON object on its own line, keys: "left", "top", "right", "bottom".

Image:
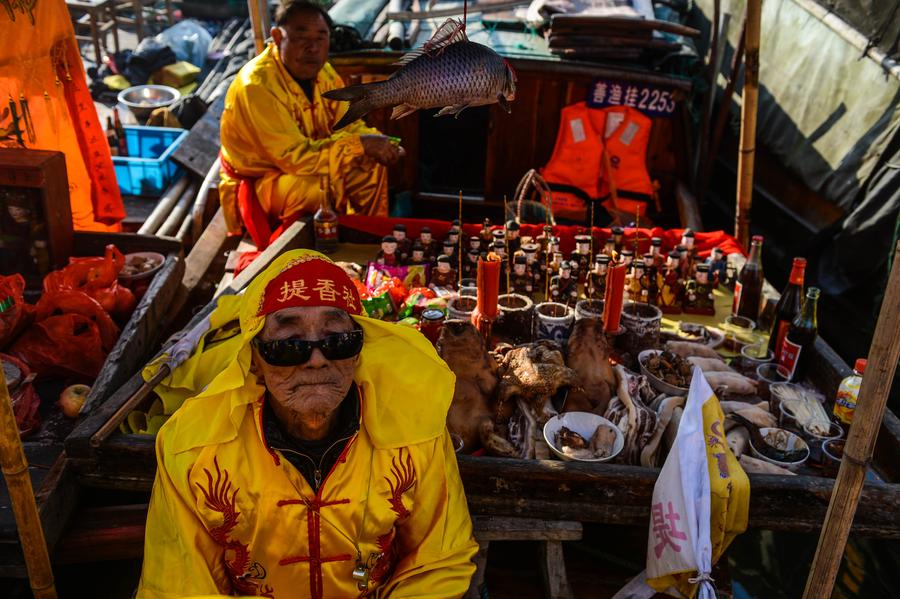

{"left": 219, "top": 1, "right": 403, "bottom": 248}
{"left": 137, "top": 249, "right": 477, "bottom": 598}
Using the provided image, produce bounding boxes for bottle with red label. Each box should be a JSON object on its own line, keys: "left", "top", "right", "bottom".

{"left": 732, "top": 235, "right": 765, "bottom": 320}
{"left": 778, "top": 286, "right": 820, "bottom": 381}
{"left": 314, "top": 176, "right": 339, "bottom": 254}
{"left": 768, "top": 257, "right": 806, "bottom": 358}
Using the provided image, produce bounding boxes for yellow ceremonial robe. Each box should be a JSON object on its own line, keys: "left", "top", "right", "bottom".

{"left": 138, "top": 250, "right": 477, "bottom": 599}
{"left": 219, "top": 45, "right": 388, "bottom": 235}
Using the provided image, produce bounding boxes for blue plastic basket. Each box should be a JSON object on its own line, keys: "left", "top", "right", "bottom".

{"left": 112, "top": 126, "right": 188, "bottom": 197}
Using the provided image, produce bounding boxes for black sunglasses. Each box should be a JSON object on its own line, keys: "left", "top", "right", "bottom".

{"left": 253, "top": 328, "right": 363, "bottom": 366}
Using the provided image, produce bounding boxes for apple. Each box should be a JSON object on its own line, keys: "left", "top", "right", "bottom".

{"left": 58, "top": 384, "right": 91, "bottom": 418}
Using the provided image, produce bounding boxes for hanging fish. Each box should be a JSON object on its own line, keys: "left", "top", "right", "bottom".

{"left": 324, "top": 19, "right": 517, "bottom": 129}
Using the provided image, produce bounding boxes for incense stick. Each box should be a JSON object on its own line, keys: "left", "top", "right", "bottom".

{"left": 588, "top": 202, "right": 595, "bottom": 297}
{"left": 504, "top": 195, "right": 510, "bottom": 294}
{"left": 458, "top": 190, "right": 463, "bottom": 289}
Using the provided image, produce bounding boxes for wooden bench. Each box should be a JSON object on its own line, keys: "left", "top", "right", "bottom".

{"left": 468, "top": 516, "right": 583, "bottom": 599}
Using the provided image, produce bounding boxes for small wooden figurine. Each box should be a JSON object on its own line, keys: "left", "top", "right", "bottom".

{"left": 550, "top": 261, "right": 579, "bottom": 307}
{"left": 587, "top": 254, "right": 610, "bottom": 300}
{"left": 658, "top": 250, "right": 682, "bottom": 314}
{"left": 510, "top": 254, "right": 533, "bottom": 296}
{"left": 392, "top": 223, "right": 411, "bottom": 263}
{"left": 684, "top": 263, "right": 716, "bottom": 315}
{"left": 430, "top": 255, "right": 457, "bottom": 290}
{"left": 376, "top": 235, "right": 399, "bottom": 267}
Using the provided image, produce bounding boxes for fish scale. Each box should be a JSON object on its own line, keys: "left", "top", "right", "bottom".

{"left": 324, "top": 35, "right": 516, "bottom": 129}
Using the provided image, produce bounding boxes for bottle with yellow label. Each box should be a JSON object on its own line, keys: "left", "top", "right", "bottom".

{"left": 833, "top": 358, "right": 867, "bottom": 425}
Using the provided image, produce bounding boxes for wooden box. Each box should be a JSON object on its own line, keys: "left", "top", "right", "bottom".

{"left": 0, "top": 149, "right": 73, "bottom": 286}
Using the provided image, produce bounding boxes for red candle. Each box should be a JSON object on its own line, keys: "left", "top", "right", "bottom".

{"left": 603, "top": 263, "right": 627, "bottom": 332}
{"left": 476, "top": 256, "right": 501, "bottom": 319}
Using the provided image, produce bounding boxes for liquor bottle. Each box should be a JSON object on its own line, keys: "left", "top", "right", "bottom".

{"left": 314, "top": 176, "right": 338, "bottom": 254}
{"left": 106, "top": 116, "right": 118, "bottom": 156}
{"left": 732, "top": 235, "right": 764, "bottom": 320}
{"left": 767, "top": 257, "right": 807, "bottom": 358}
{"left": 778, "top": 287, "right": 820, "bottom": 382}
{"left": 113, "top": 108, "right": 128, "bottom": 157}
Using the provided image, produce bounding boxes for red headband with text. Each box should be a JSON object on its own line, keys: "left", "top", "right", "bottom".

{"left": 259, "top": 257, "right": 362, "bottom": 316}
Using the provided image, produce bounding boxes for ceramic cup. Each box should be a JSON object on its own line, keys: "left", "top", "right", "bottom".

{"left": 534, "top": 302, "right": 575, "bottom": 343}
{"left": 802, "top": 421, "right": 844, "bottom": 467}
{"left": 447, "top": 295, "right": 477, "bottom": 322}
{"left": 620, "top": 301, "right": 663, "bottom": 355}
{"left": 497, "top": 293, "right": 534, "bottom": 343}
{"left": 575, "top": 299, "right": 604, "bottom": 321}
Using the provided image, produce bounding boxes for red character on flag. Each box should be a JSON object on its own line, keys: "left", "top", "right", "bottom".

{"left": 652, "top": 501, "right": 688, "bottom": 558}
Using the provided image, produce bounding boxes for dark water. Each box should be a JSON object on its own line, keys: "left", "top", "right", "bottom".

{"left": 730, "top": 531, "right": 900, "bottom": 598}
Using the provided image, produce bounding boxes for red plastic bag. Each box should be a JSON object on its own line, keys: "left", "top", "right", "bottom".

{"left": 1, "top": 353, "right": 40, "bottom": 438}
{"left": 35, "top": 290, "right": 120, "bottom": 352}
{"left": 43, "top": 244, "right": 136, "bottom": 318}
{"left": 10, "top": 313, "right": 108, "bottom": 380}
{"left": 0, "top": 274, "right": 33, "bottom": 350}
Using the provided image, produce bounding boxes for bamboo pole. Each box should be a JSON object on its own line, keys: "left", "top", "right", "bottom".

{"left": 248, "top": 0, "right": 267, "bottom": 55}
{"left": 0, "top": 360, "right": 57, "bottom": 599}
{"left": 803, "top": 241, "right": 900, "bottom": 599}
{"left": 734, "top": 0, "right": 761, "bottom": 250}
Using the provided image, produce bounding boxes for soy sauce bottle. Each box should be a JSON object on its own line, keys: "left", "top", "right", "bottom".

{"left": 732, "top": 235, "right": 764, "bottom": 320}
{"left": 768, "top": 257, "right": 806, "bottom": 359}
{"left": 778, "top": 287, "right": 820, "bottom": 381}
{"left": 314, "top": 176, "right": 338, "bottom": 254}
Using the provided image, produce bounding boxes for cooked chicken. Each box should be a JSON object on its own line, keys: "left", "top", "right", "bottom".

{"left": 437, "top": 320, "right": 499, "bottom": 453}
{"left": 564, "top": 317, "right": 616, "bottom": 415}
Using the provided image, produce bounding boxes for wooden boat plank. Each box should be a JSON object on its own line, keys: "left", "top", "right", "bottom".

{"left": 458, "top": 456, "right": 900, "bottom": 538}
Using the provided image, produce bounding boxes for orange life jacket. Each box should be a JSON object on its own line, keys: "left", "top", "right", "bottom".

{"left": 541, "top": 102, "right": 653, "bottom": 221}
{"left": 597, "top": 105, "right": 655, "bottom": 199}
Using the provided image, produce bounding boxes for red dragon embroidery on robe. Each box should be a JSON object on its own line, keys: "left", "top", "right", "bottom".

{"left": 197, "top": 456, "right": 275, "bottom": 598}
{"left": 360, "top": 448, "right": 417, "bottom": 597}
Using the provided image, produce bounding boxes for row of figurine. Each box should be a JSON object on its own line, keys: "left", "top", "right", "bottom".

{"left": 373, "top": 222, "right": 738, "bottom": 314}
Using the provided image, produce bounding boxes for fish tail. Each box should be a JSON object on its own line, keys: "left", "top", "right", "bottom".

{"left": 324, "top": 82, "right": 384, "bottom": 130}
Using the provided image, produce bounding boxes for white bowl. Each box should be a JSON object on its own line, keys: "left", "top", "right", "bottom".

{"left": 749, "top": 427, "right": 810, "bottom": 470}
{"left": 543, "top": 412, "right": 624, "bottom": 462}
{"left": 638, "top": 349, "right": 690, "bottom": 395}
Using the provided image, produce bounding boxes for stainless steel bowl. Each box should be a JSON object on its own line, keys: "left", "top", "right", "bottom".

{"left": 117, "top": 85, "right": 181, "bottom": 121}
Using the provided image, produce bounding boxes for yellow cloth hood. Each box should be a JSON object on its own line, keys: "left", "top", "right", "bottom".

{"left": 144, "top": 249, "right": 456, "bottom": 452}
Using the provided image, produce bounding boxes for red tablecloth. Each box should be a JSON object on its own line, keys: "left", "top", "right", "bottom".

{"left": 340, "top": 215, "right": 746, "bottom": 258}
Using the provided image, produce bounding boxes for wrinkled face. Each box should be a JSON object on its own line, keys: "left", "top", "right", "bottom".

{"left": 382, "top": 241, "right": 397, "bottom": 254}
{"left": 272, "top": 10, "right": 330, "bottom": 81}
{"left": 253, "top": 306, "right": 357, "bottom": 430}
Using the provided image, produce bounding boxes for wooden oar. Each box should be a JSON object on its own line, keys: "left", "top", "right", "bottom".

{"left": 803, "top": 241, "right": 900, "bottom": 598}
{"left": 90, "top": 365, "right": 171, "bottom": 448}
{"left": 0, "top": 359, "right": 57, "bottom": 599}
{"left": 734, "top": 0, "right": 761, "bottom": 250}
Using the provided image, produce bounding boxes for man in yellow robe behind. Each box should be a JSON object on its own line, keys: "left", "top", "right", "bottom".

{"left": 219, "top": 1, "right": 403, "bottom": 246}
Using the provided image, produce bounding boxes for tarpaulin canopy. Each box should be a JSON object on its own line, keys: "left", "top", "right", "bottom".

{"left": 694, "top": 0, "right": 900, "bottom": 294}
